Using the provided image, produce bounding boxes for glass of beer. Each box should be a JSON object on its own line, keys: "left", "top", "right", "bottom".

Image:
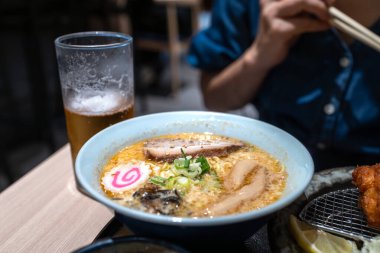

{"left": 55, "top": 31, "right": 134, "bottom": 165}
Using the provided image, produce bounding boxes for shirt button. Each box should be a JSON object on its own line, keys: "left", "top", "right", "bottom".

{"left": 339, "top": 57, "right": 350, "bottom": 68}
{"left": 324, "top": 103, "right": 336, "bottom": 115}
{"left": 317, "top": 142, "right": 326, "bottom": 150}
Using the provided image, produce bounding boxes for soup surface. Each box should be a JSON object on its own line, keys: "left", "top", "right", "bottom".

{"left": 100, "top": 133, "right": 287, "bottom": 217}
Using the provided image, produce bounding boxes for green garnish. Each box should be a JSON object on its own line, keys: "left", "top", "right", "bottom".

{"left": 173, "top": 160, "right": 199, "bottom": 178}
{"left": 174, "top": 158, "right": 187, "bottom": 169}
{"left": 196, "top": 156, "right": 210, "bottom": 174}
{"left": 149, "top": 176, "right": 167, "bottom": 186}
{"left": 184, "top": 158, "right": 190, "bottom": 168}
{"left": 150, "top": 176, "right": 191, "bottom": 194}
{"left": 173, "top": 150, "right": 211, "bottom": 178}
{"left": 166, "top": 176, "right": 190, "bottom": 194}
{"left": 150, "top": 150, "right": 212, "bottom": 195}
{"left": 180, "top": 148, "right": 186, "bottom": 157}
{"left": 180, "top": 148, "right": 190, "bottom": 168}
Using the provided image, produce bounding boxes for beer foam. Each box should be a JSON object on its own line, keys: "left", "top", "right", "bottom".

{"left": 69, "top": 91, "right": 126, "bottom": 114}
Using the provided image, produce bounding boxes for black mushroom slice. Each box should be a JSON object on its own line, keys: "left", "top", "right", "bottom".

{"left": 133, "top": 184, "right": 181, "bottom": 215}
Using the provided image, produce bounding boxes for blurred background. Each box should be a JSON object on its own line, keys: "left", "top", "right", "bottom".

{"left": 0, "top": 0, "right": 256, "bottom": 191}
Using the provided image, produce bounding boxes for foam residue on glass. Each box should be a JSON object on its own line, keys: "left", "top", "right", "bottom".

{"left": 59, "top": 49, "right": 134, "bottom": 114}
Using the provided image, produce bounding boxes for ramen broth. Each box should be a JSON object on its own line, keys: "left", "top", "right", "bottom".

{"left": 100, "top": 133, "right": 287, "bottom": 217}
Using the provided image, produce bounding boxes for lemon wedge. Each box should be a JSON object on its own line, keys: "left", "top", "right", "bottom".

{"left": 289, "top": 215, "right": 358, "bottom": 253}
{"left": 361, "top": 236, "right": 380, "bottom": 253}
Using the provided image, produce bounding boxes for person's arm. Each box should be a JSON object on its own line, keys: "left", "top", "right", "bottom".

{"left": 201, "top": 0, "right": 333, "bottom": 112}
{"left": 201, "top": 45, "right": 271, "bottom": 111}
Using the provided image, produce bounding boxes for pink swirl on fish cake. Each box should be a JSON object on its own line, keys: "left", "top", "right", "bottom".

{"left": 102, "top": 162, "right": 151, "bottom": 193}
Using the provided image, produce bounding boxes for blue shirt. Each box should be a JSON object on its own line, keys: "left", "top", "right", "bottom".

{"left": 188, "top": 0, "right": 380, "bottom": 169}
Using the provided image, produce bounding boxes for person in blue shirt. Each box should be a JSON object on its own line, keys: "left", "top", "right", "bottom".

{"left": 188, "top": 0, "right": 380, "bottom": 171}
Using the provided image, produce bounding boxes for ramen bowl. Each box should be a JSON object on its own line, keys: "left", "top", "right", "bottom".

{"left": 75, "top": 111, "right": 313, "bottom": 243}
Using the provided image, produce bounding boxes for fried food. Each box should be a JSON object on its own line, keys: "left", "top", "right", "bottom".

{"left": 352, "top": 164, "right": 380, "bottom": 229}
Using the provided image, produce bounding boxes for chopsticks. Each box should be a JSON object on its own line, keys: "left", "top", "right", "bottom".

{"left": 329, "top": 7, "right": 380, "bottom": 53}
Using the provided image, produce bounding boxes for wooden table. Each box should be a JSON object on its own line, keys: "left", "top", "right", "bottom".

{"left": 0, "top": 144, "right": 114, "bottom": 253}
{"left": 0, "top": 144, "right": 274, "bottom": 253}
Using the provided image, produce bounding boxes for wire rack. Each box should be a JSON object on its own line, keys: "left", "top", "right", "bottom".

{"left": 299, "top": 188, "right": 380, "bottom": 240}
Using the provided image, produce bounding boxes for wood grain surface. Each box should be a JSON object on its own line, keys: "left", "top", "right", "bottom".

{"left": 0, "top": 144, "right": 114, "bottom": 253}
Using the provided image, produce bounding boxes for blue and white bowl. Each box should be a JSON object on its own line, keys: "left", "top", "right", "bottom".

{"left": 75, "top": 111, "right": 313, "bottom": 243}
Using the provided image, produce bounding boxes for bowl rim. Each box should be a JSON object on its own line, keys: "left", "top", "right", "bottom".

{"left": 73, "top": 236, "right": 191, "bottom": 253}
{"left": 75, "top": 111, "right": 314, "bottom": 227}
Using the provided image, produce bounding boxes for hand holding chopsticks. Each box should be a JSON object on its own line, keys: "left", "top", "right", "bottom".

{"left": 329, "top": 7, "right": 380, "bottom": 53}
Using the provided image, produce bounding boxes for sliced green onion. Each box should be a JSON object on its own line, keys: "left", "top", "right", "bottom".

{"left": 196, "top": 156, "right": 210, "bottom": 174}
{"left": 149, "top": 176, "right": 167, "bottom": 186}
{"left": 184, "top": 158, "right": 190, "bottom": 168}
{"left": 174, "top": 176, "right": 191, "bottom": 194}
{"left": 171, "top": 152, "right": 211, "bottom": 182}
{"left": 189, "top": 162, "right": 200, "bottom": 171}
{"left": 180, "top": 148, "right": 186, "bottom": 157}
{"left": 176, "top": 176, "right": 189, "bottom": 185}
{"left": 175, "top": 168, "right": 198, "bottom": 178}
{"left": 166, "top": 177, "right": 176, "bottom": 189}
{"left": 180, "top": 148, "right": 190, "bottom": 168}
{"left": 173, "top": 158, "right": 191, "bottom": 170}
{"left": 174, "top": 158, "right": 186, "bottom": 169}
{"left": 164, "top": 176, "right": 191, "bottom": 194}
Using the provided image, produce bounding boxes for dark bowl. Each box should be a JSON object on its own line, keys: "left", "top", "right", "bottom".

{"left": 73, "top": 236, "right": 190, "bottom": 253}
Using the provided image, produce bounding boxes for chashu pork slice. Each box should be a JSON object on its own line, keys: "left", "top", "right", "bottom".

{"left": 143, "top": 138, "right": 245, "bottom": 162}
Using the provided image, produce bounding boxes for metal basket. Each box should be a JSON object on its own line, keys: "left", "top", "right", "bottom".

{"left": 299, "top": 188, "right": 380, "bottom": 240}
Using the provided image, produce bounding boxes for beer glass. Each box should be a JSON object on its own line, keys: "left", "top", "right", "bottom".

{"left": 55, "top": 31, "right": 134, "bottom": 164}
